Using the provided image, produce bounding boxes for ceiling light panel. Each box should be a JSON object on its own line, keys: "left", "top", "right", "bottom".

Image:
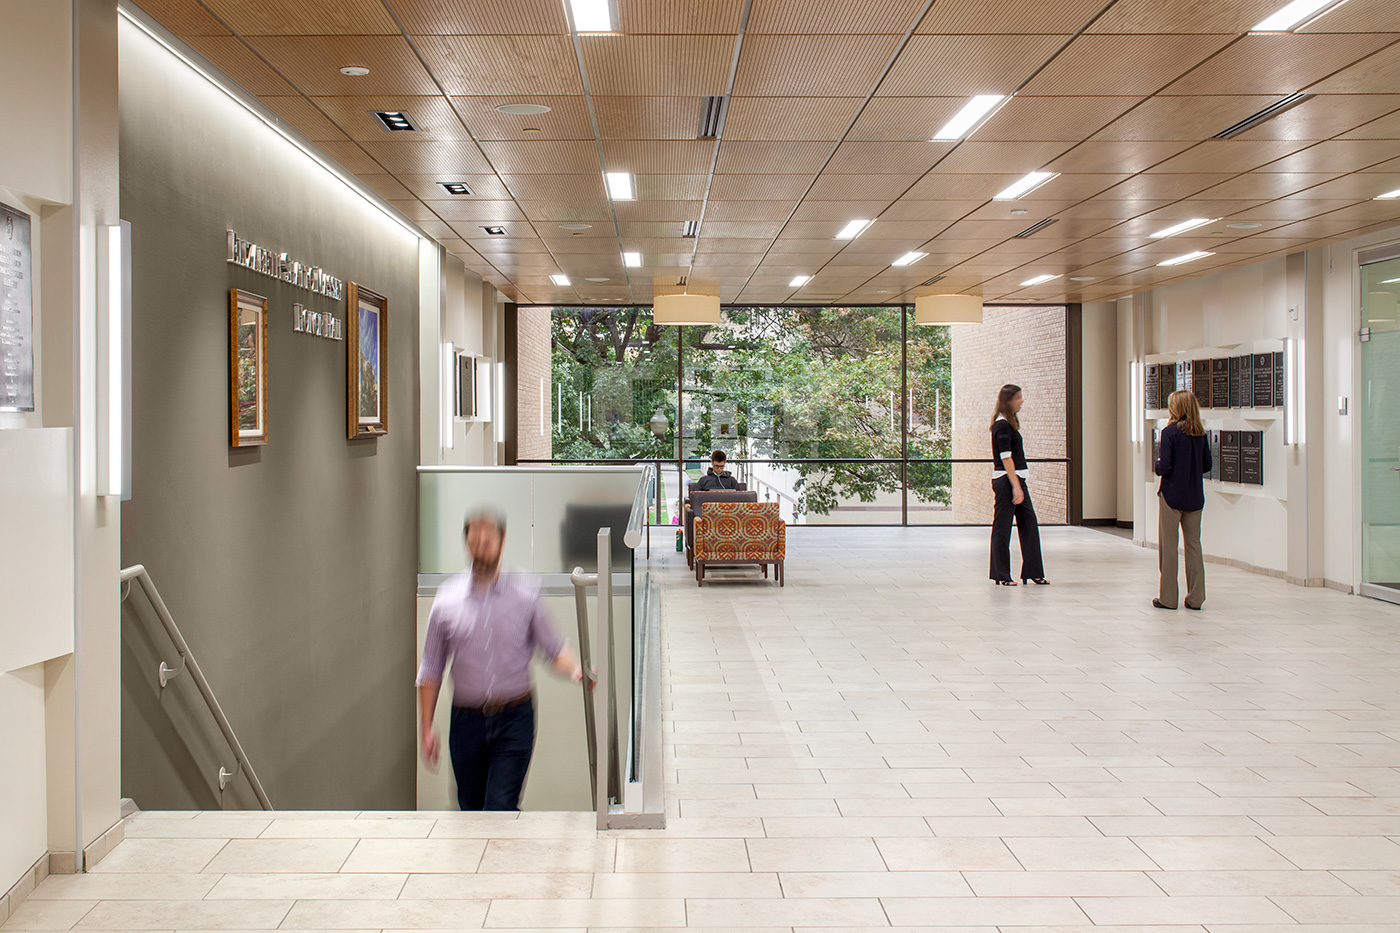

{"left": 1150, "top": 217, "right": 1218, "bottom": 238}
{"left": 892, "top": 252, "right": 927, "bottom": 266}
{"left": 993, "top": 171, "right": 1059, "bottom": 200}
{"left": 1158, "top": 251, "right": 1215, "bottom": 266}
{"left": 569, "top": 0, "right": 615, "bottom": 33}
{"left": 605, "top": 172, "right": 635, "bottom": 200}
{"left": 623, "top": 252, "right": 641, "bottom": 267}
{"left": 835, "top": 219, "right": 874, "bottom": 240}
{"left": 1375, "top": 188, "right": 1400, "bottom": 200}
{"left": 789, "top": 275, "right": 811, "bottom": 287}
{"left": 931, "top": 95, "right": 1006, "bottom": 141}
{"left": 550, "top": 274, "right": 571, "bottom": 285}
{"left": 1251, "top": 0, "right": 1347, "bottom": 32}
{"left": 1021, "top": 274, "right": 1060, "bottom": 286}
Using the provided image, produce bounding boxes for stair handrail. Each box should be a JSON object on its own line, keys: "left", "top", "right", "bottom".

{"left": 120, "top": 564, "right": 272, "bottom": 810}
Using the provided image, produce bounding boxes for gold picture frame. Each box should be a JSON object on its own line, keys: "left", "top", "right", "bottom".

{"left": 346, "top": 283, "right": 388, "bottom": 438}
{"left": 229, "top": 288, "right": 269, "bottom": 447}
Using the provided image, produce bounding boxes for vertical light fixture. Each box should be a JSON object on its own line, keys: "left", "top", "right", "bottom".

{"left": 495, "top": 362, "right": 506, "bottom": 444}
{"left": 1125, "top": 358, "right": 1136, "bottom": 442}
{"left": 1283, "top": 337, "right": 1300, "bottom": 445}
{"left": 440, "top": 344, "right": 455, "bottom": 450}
{"left": 539, "top": 377, "right": 547, "bottom": 437}
{"left": 98, "top": 222, "right": 132, "bottom": 499}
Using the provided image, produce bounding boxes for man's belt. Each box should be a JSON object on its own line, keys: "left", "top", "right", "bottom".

{"left": 460, "top": 691, "right": 534, "bottom": 716}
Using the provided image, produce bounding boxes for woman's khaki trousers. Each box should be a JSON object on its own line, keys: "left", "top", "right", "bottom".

{"left": 1158, "top": 493, "right": 1205, "bottom": 609}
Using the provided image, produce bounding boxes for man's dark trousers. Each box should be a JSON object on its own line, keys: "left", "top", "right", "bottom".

{"left": 448, "top": 699, "right": 535, "bottom": 811}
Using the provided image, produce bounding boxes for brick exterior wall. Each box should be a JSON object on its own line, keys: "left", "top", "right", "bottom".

{"left": 516, "top": 306, "right": 553, "bottom": 462}
{"left": 950, "top": 306, "right": 1068, "bottom": 524}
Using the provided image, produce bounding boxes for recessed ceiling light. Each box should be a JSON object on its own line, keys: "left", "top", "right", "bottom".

{"left": 993, "top": 171, "right": 1059, "bottom": 201}
{"left": 1252, "top": 0, "right": 1349, "bottom": 32}
{"left": 495, "top": 103, "right": 552, "bottom": 115}
{"left": 623, "top": 252, "right": 641, "bottom": 267}
{"left": 892, "top": 251, "right": 927, "bottom": 267}
{"left": 682, "top": 220, "right": 700, "bottom": 238}
{"left": 1381, "top": 277, "right": 1400, "bottom": 284}
{"left": 586, "top": 277, "right": 610, "bottom": 282}
{"left": 1010, "top": 209, "right": 1028, "bottom": 215}
{"left": 931, "top": 95, "right": 1006, "bottom": 141}
{"left": 440, "top": 182, "right": 471, "bottom": 195}
{"left": 481, "top": 225, "right": 506, "bottom": 236}
{"left": 1068, "top": 276, "right": 1097, "bottom": 282}
{"left": 372, "top": 110, "right": 417, "bottom": 132}
{"left": 568, "top": 0, "right": 615, "bottom": 32}
{"left": 1375, "top": 187, "right": 1400, "bottom": 200}
{"left": 1020, "top": 273, "right": 1060, "bottom": 287}
{"left": 836, "top": 219, "right": 873, "bottom": 240}
{"left": 558, "top": 223, "right": 592, "bottom": 230}
{"left": 789, "top": 275, "right": 811, "bottom": 287}
{"left": 875, "top": 289, "right": 889, "bottom": 294}
{"left": 1157, "top": 251, "right": 1215, "bottom": 267}
{"left": 339, "top": 65, "right": 370, "bottom": 76}
{"left": 1226, "top": 222, "right": 1264, "bottom": 229}
{"left": 605, "top": 172, "right": 634, "bottom": 200}
{"left": 1212, "top": 92, "right": 1313, "bottom": 139}
{"left": 550, "top": 274, "right": 571, "bottom": 286}
{"left": 1151, "top": 217, "right": 1218, "bottom": 238}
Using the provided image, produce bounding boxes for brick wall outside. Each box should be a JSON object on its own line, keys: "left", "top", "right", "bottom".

{"left": 950, "top": 306, "right": 1068, "bottom": 524}
{"left": 516, "top": 306, "right": 552, "bottom": 462}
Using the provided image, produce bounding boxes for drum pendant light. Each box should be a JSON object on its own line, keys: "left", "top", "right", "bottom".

{"left": 915, "top": 294, "right": 983, "bottom": 325}
{"left": 653, "top": 292, "right": 721, "bottom": 325}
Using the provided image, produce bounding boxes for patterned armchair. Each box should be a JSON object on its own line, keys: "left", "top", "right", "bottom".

{"left": 692, "top": 501, "right": 785, "bottom": 587}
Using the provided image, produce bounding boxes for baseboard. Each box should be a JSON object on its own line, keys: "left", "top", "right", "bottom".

{"left": 1, "top": 852, "right": 51, "bottom": 925}
{"left": 1325, "top": 578, "right": 1354, "bottom": 594}
{"left": 82, "top": 818, "right": 125, "bottom": 871}
{"left": 1079, "top": 518, "right": 1117, "bottom": 527}
{"left": 1116, "top": 520, "right": 1133, "bottom": 529}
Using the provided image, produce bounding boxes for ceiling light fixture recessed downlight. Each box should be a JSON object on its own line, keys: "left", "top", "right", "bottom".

{"left": 623, "top": 252, "right": 641, "bottom": 267}
{"left": 994, "top": 171, "right": 1059, "bottom": 201}
{"left": 558, "top": 223, "right": 593, "bottom": 231}
{"left": 836, "top": 219, "right": 874, "bottom": 240}
{"left": 1150, "top": 218, "right": 1218, "bottom": 238}
{"left": 1227, "top": 222, "right": 1264, "bottom": 229}
{"left": 339, "top": 65, "right": 370, "bottom": 76}
{"left": 568, "top": 0, "right": 615, "bottom": 32}
{"left": 605, "top": 172, "right": 635, "bottom": 200}
{"left": 892, "top": 252, "right": 927, "bottom": 267}
{"left": 932, "top": 95, "right": 1006, "bottom": 141}
{"left": 586, "top": 277, "right": 610, "bottom": 282}
{"left": 496, "top": 103, "right": 552, "bottom": 115}
{"left": 1021, "top": 274, "right": 1060, "bottom": 287}
{"left": 1158, "top": 251, "right": 1215, "bottom": 267}
{"left": 1375, "top": 187, "right": 1400, "bottom": 200}
{"left": 789, "top": 275, "right": 811, "bottom": 287}
{"left": 1068, "top": 276, "right": 1097, "bottom": 282}
{"left": 550, "top": 274, "right": 571, "bottom": 286}
{"left": 1252, "top": 0, "right": 1350, "bottom": 32}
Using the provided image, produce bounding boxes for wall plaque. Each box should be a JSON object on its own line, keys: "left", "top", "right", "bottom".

{"left": 1145, "top": 363, "right": 1159, "bottom": 410}
{"left": 1210, "top": 358, "right": 1230, "bottom": 409}
{"left": 1207, "top": 429, "right": 1220, "bottom": 482}
{"left": 1220, "top": 430, "right": 1241, "bottom": 484}
{"left": 1273, "top": 350, "right": 1284, "bottom": 407}
{"left": 1240, "top": 354, "right": 1254, "bottom": 408}
{"left": 1252, "top": 352, "right": 1274, "bottom": 407}
{"left": 1228, "top": 356, "right": 1241, "bottom": 408}
{"left": 1241, "top": 430, "right": 1263, "bottom": 485}
{"left": 1191, "top": 359, "right": 1211, "bottom": 407}
{"left": 0, "top": 202, "right": 34, "bottom": 412}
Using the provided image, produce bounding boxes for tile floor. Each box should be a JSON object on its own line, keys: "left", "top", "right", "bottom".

{"left": 8, "top": 526, "right": 1400, "bottom": 931}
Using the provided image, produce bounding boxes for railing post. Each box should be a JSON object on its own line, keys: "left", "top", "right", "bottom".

{"left": 593, "top": 529, "right": 613, "bottom": 829}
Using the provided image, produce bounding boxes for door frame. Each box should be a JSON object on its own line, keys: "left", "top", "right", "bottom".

{"left": 1354, "top": 241, "right": 1400, "bottom": 599}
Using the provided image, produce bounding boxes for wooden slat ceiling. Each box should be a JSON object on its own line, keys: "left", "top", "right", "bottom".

{"left": 135, "top": 0, "right": 1400, "bottom": 305}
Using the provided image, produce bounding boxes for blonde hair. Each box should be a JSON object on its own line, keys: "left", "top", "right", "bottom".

{"left": 1167, "top": 390, "right": 1205, "bottom": 436}
{"left": 989, "top": 384, "right": 1021, "bottom": 432}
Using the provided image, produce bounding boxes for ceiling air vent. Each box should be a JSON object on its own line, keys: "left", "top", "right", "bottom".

{"left": 919, "top": 275, "right": 945, "bottom": 287}
{"left": 372, "top": 110, "right": 419, "bottom": 132}
{"left": 683, "top": 221, "right": 700, "bottom": 238}
{"left": 1211, "top": 93, "right": 1312, "bottom": 140}
{"left": 1013, "top": 218, "right": 1059, "bottom": 238}
{"left": 697, "top": 96, "right": 728, "bottom": 139}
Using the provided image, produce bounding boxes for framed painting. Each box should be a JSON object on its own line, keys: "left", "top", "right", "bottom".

{"left": 347, "top": 283, "right": 388, "bottom": 438}
{"left": 229, "top": 289, "right": 269, "bottom": 447}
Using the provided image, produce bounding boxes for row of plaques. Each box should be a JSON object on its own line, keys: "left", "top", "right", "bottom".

{"left": 1153, "top": 428, "right": 1265, "bottom": 487}
{"left": 1145, "top": 352, "right": 1283, "bottom": 411}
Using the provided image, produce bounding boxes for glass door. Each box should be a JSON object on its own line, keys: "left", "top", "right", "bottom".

{"left": 1360, "top": 252, "right": 1400, "bottom": 603}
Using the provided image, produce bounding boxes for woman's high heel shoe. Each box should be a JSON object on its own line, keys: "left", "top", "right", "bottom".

{"left": 1022, "top": 577, "right": 1050, "bottom": 585}
{"left": 994, "top": 579, "right": 1017, "bottom": 586}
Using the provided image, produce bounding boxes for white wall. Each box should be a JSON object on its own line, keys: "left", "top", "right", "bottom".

{"left": 1080, "top": 302, "right": 1118, "bottom": 521}
{"left": 1117, "top": 223, "right": 1400, "bottom": 591}
{"left": 422, "top": 253, "right": 502, "bottom": 467}
{"left": 0, "top": 667, "right": 48, "bottom": 888}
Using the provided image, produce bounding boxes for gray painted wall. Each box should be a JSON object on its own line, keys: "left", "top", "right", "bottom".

{"left": 117, "top": 27, "right": 421, "bottom": 810}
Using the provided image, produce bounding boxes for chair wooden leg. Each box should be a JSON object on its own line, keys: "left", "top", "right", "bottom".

{"left": 779, "top": 560, "right": 784, "bottom": 586}
{"left": 761, "top": 563, "right": 768, "bottom": 578}
{"left": 696, "top": 560, "right": 704, "bottom": 586}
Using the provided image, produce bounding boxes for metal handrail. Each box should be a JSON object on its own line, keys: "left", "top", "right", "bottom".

{"left": 119, "top": 564, "right": 272, "bottom": 810}
{"left": 623, "top": 463, "right": 655, "bottom": 550}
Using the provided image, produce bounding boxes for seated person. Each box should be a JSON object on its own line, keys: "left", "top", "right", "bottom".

{"left": 694, "top": 450, "right": 739, "bottom": 491}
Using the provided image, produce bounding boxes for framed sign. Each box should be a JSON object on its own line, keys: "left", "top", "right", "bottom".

{"left": 229, "top": 289, "right": 269, "bottom": 446}
{"left": 347, "top": 283, "right": 388, "bottom": 438}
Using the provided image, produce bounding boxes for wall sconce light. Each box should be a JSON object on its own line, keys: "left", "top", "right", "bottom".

{"left": 1129, "top": 360, "right": 1143, "bottom": 444}
{"left": 98, "top": 222, "right": 131, "bottom": 499}
{"left": 1283, "top": 337, "right": 1300, "bottom": 446}
{"left": 440, "top": 343, "right": 455, "bottom": 450}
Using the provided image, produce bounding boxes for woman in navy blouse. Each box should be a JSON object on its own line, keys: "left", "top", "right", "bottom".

{"left": 1154, "top": 390, "right": 1212, "bottom": 611}
{"left": 989, "top": 384, "right": 1047, "bottom": 586}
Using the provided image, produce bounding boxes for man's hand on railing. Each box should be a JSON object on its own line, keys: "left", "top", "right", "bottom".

{"left": 553, "top": 647, "right": 586, "bottom": 686}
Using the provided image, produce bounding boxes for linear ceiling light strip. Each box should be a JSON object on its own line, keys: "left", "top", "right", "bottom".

{"left": 116, "top": 3, "right": 427, "bottom": 242}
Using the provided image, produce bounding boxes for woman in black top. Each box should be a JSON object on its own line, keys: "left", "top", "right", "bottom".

{"left": 989, "top": 384, "right": 1047, "bottom": 586}
{"left": 1154, "top": 390, "right": 1211, "bottom": 610}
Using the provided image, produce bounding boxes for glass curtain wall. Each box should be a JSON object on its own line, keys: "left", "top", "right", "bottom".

{"left": 530, "top": 304, "right": 1068, "bottom": 526}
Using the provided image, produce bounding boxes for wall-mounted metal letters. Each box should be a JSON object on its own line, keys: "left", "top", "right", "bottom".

{"left": 226, "top": 229, "right": 343, "bottom": 300}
